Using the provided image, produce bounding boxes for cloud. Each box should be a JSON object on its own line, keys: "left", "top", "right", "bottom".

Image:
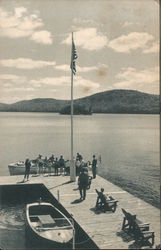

{"left": 122, "top": 21, "right": 133, "bottom": 28}
{"left": 122, "top": 21, "right": 140, "bottom": 28}
{"left": 30, "top": 75, "right": 100, "bottom": 90}
{"left": 0, "top": 58, "right": 56, "bottom": 69}
{"left": 73, "top": 18, "right": 94, "bottom": 24}
{"left": 30, "top": 76, "right": 71, "bottom": 87}
{"left": 0, "top": 74, "right": 20, "bottom": 81}
{"left": 74, "top": 76, "right": 100, "bottom": 88}
{"left": 108, "top": 32, "right": 154, "bottom": 53}
{"left": 113, "top": 66, "right": 159, "bottom": 94}
{"left": 0, "top": 73, "right": 28, "bottom": 90}
{"left": 15, "top": 7, "right": 27, "bottom": 18}
{"left": 55, "top": 64, "right": 70, "bottom": 71}
{"left": 0, "top": 73, "right": 100, "bottom": 101}
{"left": 55, "top": 64, "right": 98, "bottom": 72}
{"left": 0, "top": 74, "right": 35, "bottom": 93}
{"left": 62, "top": 28, "right": 108, "bottom": 50}
{"left": 143, "top": 41, "right": 159, "bottom": 54}
{"left": 0, "top": 7, "right": 53, "bottom": 44}
{"left": 72, "top": 18, "right": 98, "bottom": 27}
{"left": 0, "top": 58, "right": 107, "bottom": 73}
{"left": 55, "top": 63, "right": 108, "bottom": 73}
{"left": 31, "top": 30, "right": 52, "bottom": 44}
{"left": 4, "top": 87, "right": 35, "bottom": 92}
{"left": 77, "top": 65, "right": 98, "bottom": 72}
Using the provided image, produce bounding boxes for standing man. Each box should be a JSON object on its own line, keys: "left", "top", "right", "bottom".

{"left": 24, "top": 158, "right": 31, "bottom": 181}
{"left": 92, "top": 155, "right": 97, "bottom": 179}
{"left": 78, "top": 168, "right": 89, "bottom": 200}
{"left": 54, "top": 157, "right": 59, "bottom": 176}
{"left": 37, "top": 154, "right": 43, "bottom": 175}
{"left": 59, "top": 155, "right": 65, "bottom": 175}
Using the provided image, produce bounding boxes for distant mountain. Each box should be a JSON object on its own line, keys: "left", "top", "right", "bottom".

{"left": 60, "top": 104, "right": 92, "bottom": 115}
{"left": 75, "top": 89, "right": 160, "bottom": 114}
{"left": 0, "top": 98, "right": 69, "bottom": 112}
{"left": 0, "top": 90, "right": 159, "bottom": 114}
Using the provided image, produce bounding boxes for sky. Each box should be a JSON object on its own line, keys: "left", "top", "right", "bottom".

{"left": 0, "top": 0, "right": 159, "bottom": 103}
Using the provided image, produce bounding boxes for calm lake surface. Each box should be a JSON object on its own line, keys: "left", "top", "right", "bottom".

{"left": 0, "top": 112, "right": 160, "bottom": 207}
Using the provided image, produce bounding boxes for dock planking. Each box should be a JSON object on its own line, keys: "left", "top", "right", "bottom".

{"left": 0, "top": 174, "right": 160, "bottom": 249}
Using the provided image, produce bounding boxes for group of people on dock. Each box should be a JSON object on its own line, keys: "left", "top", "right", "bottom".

{"left": 36, "top": 154, "right": 67, "bottom": 176}
{"left": 23, "top": 153, "right": 99, "bottom": 184}
{"left": 23, "top": 153, "right": 116, "bottom": 210}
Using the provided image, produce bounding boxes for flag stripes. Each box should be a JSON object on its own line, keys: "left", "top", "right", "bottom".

{"left": 70, "top": 36, "right": 78, "bottom": 75}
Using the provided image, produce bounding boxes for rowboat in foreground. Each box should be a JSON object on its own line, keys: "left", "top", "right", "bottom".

{"left": 8, "top": 161, "right": 38, "bottom": 176}
{"left": 25, "top": 202, "right": 74, "bottom": 249}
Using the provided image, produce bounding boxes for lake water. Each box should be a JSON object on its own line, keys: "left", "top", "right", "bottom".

{"left": 0, "top": 112, "right": 159, "bottom": 207}
{"left": 0, "top": 204, "right": 26, "bottom": 250}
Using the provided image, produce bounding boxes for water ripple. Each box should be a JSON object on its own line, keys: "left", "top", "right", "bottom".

{"left": 0, "top": 204, "right": 25, "bottom": 230}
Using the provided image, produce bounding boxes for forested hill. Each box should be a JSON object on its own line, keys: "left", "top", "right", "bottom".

{"left": 0, "top": 89, "right": 159, "bottom": 114}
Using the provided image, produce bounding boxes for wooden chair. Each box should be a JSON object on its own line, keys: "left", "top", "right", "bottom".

{"left": 121, "top": 208, "right": 155, "bottom": 246}
{"left": 122, "top": 208, "right": 137, "bottom": 232}
{"left": 106, "top": 198, "right": 118, "bottom": 212}
{"left": 134, "top": 222, "right": 155, "bottom": 246}
{"left": 96, "top": 190, "right": 118, "bottom": 213}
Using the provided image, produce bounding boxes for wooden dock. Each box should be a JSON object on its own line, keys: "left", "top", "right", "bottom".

{"left": 0, "top": 174, "right": 160, "bottom": 249}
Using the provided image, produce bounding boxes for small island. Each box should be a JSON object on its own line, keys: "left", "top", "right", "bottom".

{"left": 59, "top": 104, "right": 92, "bottom": 115}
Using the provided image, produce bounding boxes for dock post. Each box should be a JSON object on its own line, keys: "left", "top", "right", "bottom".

{"left": 57, "top": 190, "right": 60, "bottom": 202}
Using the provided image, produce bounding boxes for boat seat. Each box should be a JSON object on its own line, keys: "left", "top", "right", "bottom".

{"left": 38, "top": 215, "right": 56, "bottom": 227}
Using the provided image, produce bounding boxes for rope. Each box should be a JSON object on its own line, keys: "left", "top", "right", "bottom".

{"left": 68, "top": 232, "right": 108, "bottom": 245}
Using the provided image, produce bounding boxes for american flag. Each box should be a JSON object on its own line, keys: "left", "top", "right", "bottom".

{"left": 70, "top": 36, "right": 78, "bottom": 75}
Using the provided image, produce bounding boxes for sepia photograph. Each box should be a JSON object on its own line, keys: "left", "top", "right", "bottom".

{"left": 0, "top": 0, "right": 160, "bottom": 249}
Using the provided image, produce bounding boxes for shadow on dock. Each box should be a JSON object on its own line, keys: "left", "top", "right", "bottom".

{"left": 71, "top": 198, "right": 83, "bottom": 204}
{"left": 90, "top": 207, "right": 114, "bottom": 215}
{"left": 116, "top": 230, "right": 134, "bottom": 243}
{"left": 48, "top": 180, "right": 73, "bottom": 190}
{"left": 116, "top": 230, "right": 154, "bottom": 249}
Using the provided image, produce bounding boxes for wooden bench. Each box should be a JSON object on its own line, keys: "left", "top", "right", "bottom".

{"left": 38, "top": 215, "right": 56, "bottom": 227}
{"left": 121, "top": 208, "right": 155, "bottom": 246}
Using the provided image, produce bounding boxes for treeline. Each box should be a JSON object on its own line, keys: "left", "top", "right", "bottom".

{"left": 0, "top": 89, "right": 159, "bottom": 114}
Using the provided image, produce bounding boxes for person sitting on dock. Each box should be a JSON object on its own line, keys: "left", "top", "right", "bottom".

{"left": 78, "top": 168, "right": 89, "bottom": 200}
{"left": 24, "top": 158, "right": 31, "bottom": 181}
{"left": 95, "top": 188, "right": 107, "bottom": 210}
{"left": 95, "top": 188, "right": 118, "bottom": 212}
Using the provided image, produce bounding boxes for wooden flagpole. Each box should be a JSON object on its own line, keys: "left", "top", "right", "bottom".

{"left": 70, "top": 32, "right": 76, "bottom": 182}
